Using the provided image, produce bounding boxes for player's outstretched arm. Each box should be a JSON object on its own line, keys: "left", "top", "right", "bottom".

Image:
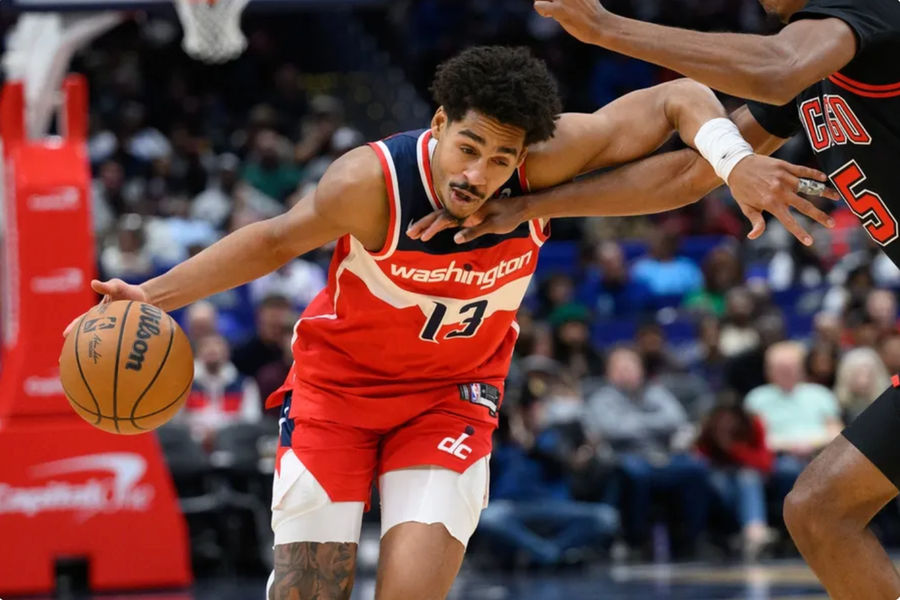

{"left": 409, "top": 105, "right": 838, "bottom": 245}
{"left": 91, "top": 146, "right": 385, "bottom": 314}
{"left": 524, "top": 78, "right": 749, "bottom": 189}
{"left": 534, "top": 0, "right": 856, "bottom": 105}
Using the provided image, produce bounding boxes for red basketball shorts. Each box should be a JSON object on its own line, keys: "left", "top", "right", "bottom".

{"left": 273, "top": 381, "right": 501, "bottom": 507}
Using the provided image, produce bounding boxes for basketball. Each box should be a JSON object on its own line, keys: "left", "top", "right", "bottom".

{"left": 59, "top": 300, "right": 194, "bottom": 435}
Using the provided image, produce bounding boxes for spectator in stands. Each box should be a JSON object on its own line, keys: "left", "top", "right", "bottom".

{"left": 89, "top": 101, "right": 171, "bottom": 173}
{"left": 549, "top": 303, "right": 603, "bottom": 379}
{"left": 478, "top": 365, "right": 619, "bottom": 568}
{"left": 768, "top": 235, "right": 828, "bottom": 291}
{"left": 697, "top": 402, "right": 774, "bottom": 561}
{"left": 584, "top": 346, "right": 709, "bottom": 558}
{"left": 91, "top": 160, "right": 133, "bottom": 236}
{"left": 100, "top": 213, "right": 156, "bottom": 282}
{"left": 828, "top": 229, "right": 900, "bottom": 294}
{"left": 576, "top": 240, "right": 649, "bottom": 318}
{"left": 301, "top": 126, "right": 366, "bottom": 183}
{"left": 232, "top": 294, "right": 296, "bottom": 386}
{"left": 537, "top": 273, "right": 576, "bottom": 320}
{"left": 184, "top": 300, "right": 219, "bottom": 344}
{"left": 294, "top": 95, "right": 346, "bottom": 166}
{"left": 684, "top": 245, "right": 744, "bottom": 318}
{"left": 684, "top": 315, "right": 729, "bottom": 394}
{"left": 179, "top": 333, "right": 262, "bottom": 448}
{"left": 156, "top": 196, "right": 219, "bottom": 260}
{"left": 725, "top": 312, "right": 788, "bottom": 399}
{"left": 805, "top": 342, "right": 839, "bottom": 389}
{"left": 879, "top": 333, "right": 900, "bottom": 376}
{"left": 834, "top": 347, "right": 891, "bottom": 424}
{"left": 865, "top": 288, "right": 899, "bottom": 340}
{"left": 822, "top": 264, "right": 875, "bottom": 318}
{"left": 745, "top": 342, "right": 843, "bottom": 507}
{"left": 249, "top": 254, "right": 327, "bottom": 313}
{"left": 718, "top": 287, "right": 759, "bottom": 358}
{"left": 630, "top": 230, "right": 703, "bottom": 301}
{"left": 242, "top": 128, "right": 303, "bottom": 202}
{"left": 811, "top": 311, "right": 844, "bottom": 349}
{"left": 634, "top": 322, "right": 679, "bottom": 380}
{"left": 845, "top": 312, "right": 882, "bottom": 349}
{"left": 191, "top": 153, "right": 283, "bottom": 230}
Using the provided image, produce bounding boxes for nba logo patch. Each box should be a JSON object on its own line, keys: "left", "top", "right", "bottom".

{"left": 458, "top": 382, "right": 500, "bottom": 417}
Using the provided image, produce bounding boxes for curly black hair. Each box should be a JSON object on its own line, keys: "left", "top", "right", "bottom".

{"left": 430, "top": 46, "right": 561, "bottom": 146}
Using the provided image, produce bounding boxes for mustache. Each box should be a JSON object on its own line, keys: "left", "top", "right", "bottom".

{"left": 448, "top": 181, "right": 484, "bottom": 201}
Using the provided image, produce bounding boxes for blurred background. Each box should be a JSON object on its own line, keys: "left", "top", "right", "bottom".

{"left": 1, "top": 0, "right": 898, "bottom": 598}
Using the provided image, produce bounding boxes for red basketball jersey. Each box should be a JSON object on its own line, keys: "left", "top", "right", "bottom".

{"left": 268, "top": 130, "right": 549, "bottom": 426}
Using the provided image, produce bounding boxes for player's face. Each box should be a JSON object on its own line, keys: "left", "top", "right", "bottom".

{"left": 430, "top": 108, "right": 527, "bottom": 220}
{"left": 758, "top": 0, "right": 807, "bottom": 22}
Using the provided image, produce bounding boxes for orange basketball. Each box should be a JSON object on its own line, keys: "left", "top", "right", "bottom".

{"left": 59, "top": 300, "right": 194, "bottom": 435}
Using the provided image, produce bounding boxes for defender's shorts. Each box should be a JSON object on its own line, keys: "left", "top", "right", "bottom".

{"left": 842, "top": 376, "right": 900, "bottom": 489}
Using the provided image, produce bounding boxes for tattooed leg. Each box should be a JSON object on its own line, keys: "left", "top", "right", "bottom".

{"left": 269, "top": 542, "right": 357, "bottom": 600}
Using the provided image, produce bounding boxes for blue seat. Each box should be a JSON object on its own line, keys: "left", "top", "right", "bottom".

{"left": 535, "top": 241, "right": 579, "bottom": 277}
{"left": 591, "top": 319, "right": 638, "bottom": 346}
{"left": 785, "top": 312, "right": 815, "bottom": 338}
{"left": 662, "top": 318, "right": 698, "bottom": 344}
{"left": 679, "top": 235, "right": 727, "bottom": 264}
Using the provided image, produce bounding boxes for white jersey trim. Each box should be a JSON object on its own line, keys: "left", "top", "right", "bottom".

{"left": 529, "top": 219, "right": 547, "bottom": 247}
{"left": 372, "top": 140, "right": 402, "bottom": 261}
{"left": 417, "top": 130, "right": 441, "bottom": 211}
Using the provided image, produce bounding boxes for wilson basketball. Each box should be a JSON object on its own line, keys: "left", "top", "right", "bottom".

{"left": 59, "top": 300, "right": 194, "bottom": 434}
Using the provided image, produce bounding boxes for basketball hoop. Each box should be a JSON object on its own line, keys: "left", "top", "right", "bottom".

{"left": 173, "top": 0, "right": 249, "bottom": 63}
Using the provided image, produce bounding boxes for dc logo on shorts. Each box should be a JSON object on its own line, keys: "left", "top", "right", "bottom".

{"left": 437, "top": 425, "right": 476, "bottom": 460}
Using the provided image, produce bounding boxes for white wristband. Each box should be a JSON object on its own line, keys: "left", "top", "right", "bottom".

{"left": 693, "top": 117, "right": 754, "bottom": 183}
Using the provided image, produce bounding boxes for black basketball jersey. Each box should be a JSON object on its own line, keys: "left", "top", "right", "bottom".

{"left": 747, "top": 0, "right": 900, "bottom": 265}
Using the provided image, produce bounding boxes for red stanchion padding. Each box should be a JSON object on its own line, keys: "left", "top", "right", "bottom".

{"left": 0, "top": 418, "right": 192, "bottom": 595}
{"left": 0, "top": 75, "right": 193, "bottom": 595}
{"left": 0, "top": 75, "right": 96, "bottom": 418}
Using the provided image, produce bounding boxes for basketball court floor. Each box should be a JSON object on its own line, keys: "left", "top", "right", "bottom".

{"left": 20, "top": 561, "right": 832, "bottom": 600}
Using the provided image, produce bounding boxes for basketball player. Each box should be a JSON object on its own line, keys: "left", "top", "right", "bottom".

{"left": 73, "top": 47, "right": 825, "bottom": 599}
{"left": 510, "top": 1, "right": 900, "bottom": 597}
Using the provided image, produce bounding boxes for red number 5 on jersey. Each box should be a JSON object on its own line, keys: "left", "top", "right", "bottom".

{"left": 830, "top": 160, "right": 899, "bottom": 245}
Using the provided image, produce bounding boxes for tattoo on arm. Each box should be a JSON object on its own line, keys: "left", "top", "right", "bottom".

{"left": 270, "top": 542, "right": 357, "bottom": 600}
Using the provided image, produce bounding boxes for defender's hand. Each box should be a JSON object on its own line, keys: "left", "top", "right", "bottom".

{"left": 727, "top": 155, "right": 840, "bottom": 246}
{"left": 407, "top": 196, "right": 528, "bottom": 245}
{"left": 533, "top": 0, "right": 611, "bottom": 44}
{"left": 62, "top": 279, "right": 150, "bottom": 338}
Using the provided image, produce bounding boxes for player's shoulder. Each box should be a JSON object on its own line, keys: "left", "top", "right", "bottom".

{"left": 791, "top": 0, "right": 900, "bottom": 44}
{"left": 315, "top": 145, "right": 386, "bottom": 213}
{"left": 793, "top": 0, "right": 900, "bottom": 20}
{"left": 376, "top": 128, "right": 428, "bottom": 156}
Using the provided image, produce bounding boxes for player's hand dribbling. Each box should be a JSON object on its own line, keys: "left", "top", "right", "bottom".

{"left": 406, "top": 196, "right": 529, "bottom": 244}
{"left": 61, "top": 278, "right": 150, "bottom": 338}
{"left": 727, "top": 155, "right": 840, "bottom": 246}
{"left": 533, "top": 0, "right": 611, "bottom": 45}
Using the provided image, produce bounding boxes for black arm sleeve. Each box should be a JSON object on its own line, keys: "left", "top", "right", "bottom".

{"left": 791, "top": 0, "right": 900, "bottom": 53}
{"left": 746, "top": 99, "right": 801, "bottom": 139}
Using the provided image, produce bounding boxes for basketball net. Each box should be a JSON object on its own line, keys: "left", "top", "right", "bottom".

{"left": 174, "top": 0, "right": 249, "bottom": 63}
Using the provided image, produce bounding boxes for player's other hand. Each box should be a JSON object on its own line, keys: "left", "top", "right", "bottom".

{"left": 727, "top": 155, "right": 840, "bottom": 246}
{"left": 533, "top": 0, "right": 611, "bottom": 45}
{"left": 62, "top": 279, "right": 150, "bottom": 338}
{"left": 407, "top": 196, "right": 528, "bottom": 245}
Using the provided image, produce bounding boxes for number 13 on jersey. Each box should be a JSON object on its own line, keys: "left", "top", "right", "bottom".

{"left": 831, "top": 159, "right": 899, "bottom": 245}
{"left": 420, "top": 300, "right": 489, "bottom": 342}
